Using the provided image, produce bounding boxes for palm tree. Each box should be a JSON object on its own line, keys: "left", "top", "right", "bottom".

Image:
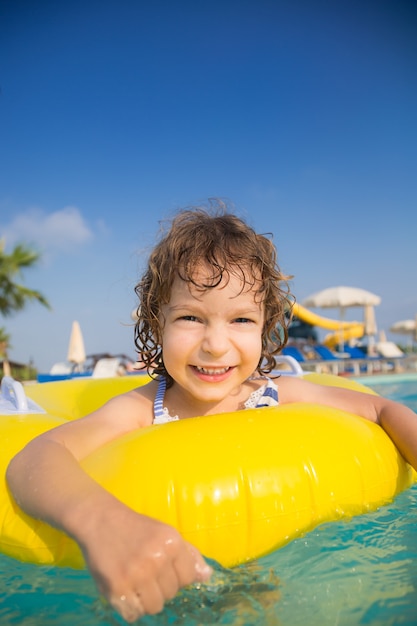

{"left": 0, "top": 240, "right": 50, "bottom": 315}
{"left": 0, "top": 327, "right": 11, "bottom": 376}
{"left": 0, "top": 239, "right": 50, "bottom": 375}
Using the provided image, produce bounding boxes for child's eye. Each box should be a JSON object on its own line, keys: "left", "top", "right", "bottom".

{"left": 234, "top": 317, "right": 253, "bottom": 324}
{"left": 179, "top": 315, "right": 199, "bottom": 322}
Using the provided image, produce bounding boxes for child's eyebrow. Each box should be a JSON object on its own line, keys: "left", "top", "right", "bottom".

{"left": 165, "top": 302, "right": 202, "bottom": 312}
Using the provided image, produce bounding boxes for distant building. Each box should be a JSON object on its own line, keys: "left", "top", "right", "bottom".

{"left": 1, "top": 359, "right": 36, "bottom": 381}
{"left": 288, "top": 317, "right": 318, "bottom": 342}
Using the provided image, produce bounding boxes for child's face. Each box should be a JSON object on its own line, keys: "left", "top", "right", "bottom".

{"left": 160, "top": 266, "right": 264, "bottom": 407}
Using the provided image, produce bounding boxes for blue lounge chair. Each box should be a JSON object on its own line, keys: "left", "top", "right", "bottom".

{"left": 340, "top": 345, "right": 368, "bottom": 359}
{"left": 311, "top": 344, "right": 352, "bottom": 375}
{"left": 313, "top": 345, "right": 340, "bottom": 361}
{"left": 315, "top": 344, "right": 378, "bottom": 375}
{"left": 281, "top": 346, "right": 306, "bottom": 362}
{"left": 283, "top": 344, "right": 343, "bottom": 374}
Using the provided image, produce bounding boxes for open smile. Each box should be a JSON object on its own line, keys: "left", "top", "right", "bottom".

{"left": 193, "top": 365, "right": 233, "bottom": 376}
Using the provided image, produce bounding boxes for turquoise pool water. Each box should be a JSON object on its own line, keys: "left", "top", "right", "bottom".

{"left": 1, "top": 375, "right": 416, "bottom": 625}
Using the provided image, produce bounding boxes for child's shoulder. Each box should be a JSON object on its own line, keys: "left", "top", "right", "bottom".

{"left": 132, "top": 378, "right": 159, "bottom": 401}
{"left": 106, "top": 378, "right": 159, "bottom": 428}
{"left": 267, "top": 373, "right": 307, "bottom": 404}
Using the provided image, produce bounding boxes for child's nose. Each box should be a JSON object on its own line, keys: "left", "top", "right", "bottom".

{"left": 201, "top": 324, "right": 229, "bottom": 356}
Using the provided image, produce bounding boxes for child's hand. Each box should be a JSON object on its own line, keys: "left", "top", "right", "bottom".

{"left": 78, "top": 503, "right": 212, "bottom": 623}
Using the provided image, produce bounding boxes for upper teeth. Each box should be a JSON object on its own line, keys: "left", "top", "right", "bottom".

{"left": 196, "top": 366, "right": 230, "bottom": 375}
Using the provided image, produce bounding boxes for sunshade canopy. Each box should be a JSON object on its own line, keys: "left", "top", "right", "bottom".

{"left": 67, "top": 320, "right": 86, "bottom": 365}
{"left": 302, "top": 286, "right": 381, "bottom": 309}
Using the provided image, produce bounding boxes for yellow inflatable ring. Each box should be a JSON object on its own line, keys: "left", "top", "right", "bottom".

{"left": 0, "top": 373, "right": 415, "bottom": 569}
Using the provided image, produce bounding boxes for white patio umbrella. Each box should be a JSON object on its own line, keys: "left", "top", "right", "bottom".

{"left": 67, "top": 320, "right": 86, "bottom": 369}
{"left": 363, "top": 303, "right": 378, "bottom": 354}
{"left": 390, "top": 317, "right": 417, "bottom": 343}
{"left": 302, "top": 286, "right": 381, "bottom": 349}
{"left": 302, "top": 286, "right": 381, "bottom": 311}
{"left": 364, "top": 304, "right": 378, "bottom": 336}
{"left": 378, "top": 329, "right": 387, "bottom": 343}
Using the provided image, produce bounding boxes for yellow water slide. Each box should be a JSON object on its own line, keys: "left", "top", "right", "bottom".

{"left": 292, "top": 303, "right": 364, "bottom": 347}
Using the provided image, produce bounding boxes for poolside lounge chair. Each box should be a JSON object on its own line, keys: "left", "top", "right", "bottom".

{"left": 313, "top": 345, "right": 340, "bottom": 361}
{"left": 375, "top": 341, "right": 408, "bottom": 372}
{"left": 340, "top": 345, "right": 368, "bottom": 359}
{"left": 315, "top": 344, "right": 385, "bottom": 375}
{"left": 376, "top": 341, "right": 404, "bottom": 359}
{"left": 92, "top": 357, "right": 125, "bottom": 378}
{"left": 282, "top": 344, "right": 343, "bottom": 375}
{"left": 311, "top": 345, "right": 346, "bottom": 374}
{"left": 281, "top": 346, "right": 306, "bottom": 362}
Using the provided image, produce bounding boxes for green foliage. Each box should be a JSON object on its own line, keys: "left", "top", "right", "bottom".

{"left": 10, "top": 362, "right": 38, "bottom": 382}
{"left": 397, "top": 343, "right": 417, "bottom": 355}
{"left": 0, "top": 239, "right": 50, "bottom": 316}
{"left": 0, "top": 240, "right": 50, "bottom": 371}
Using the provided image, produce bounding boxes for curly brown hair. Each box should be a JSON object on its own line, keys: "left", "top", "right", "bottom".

{"left": 134, "top": 204, "right": 294, "bottom": 385}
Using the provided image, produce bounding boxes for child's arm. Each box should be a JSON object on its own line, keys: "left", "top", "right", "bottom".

{"left": 279, "top": 377, "right": 417, "bottom": 471}
{"left": 6, "top": 391, "right": 212, "bottom": 623}
{"left": 375, "top": 400, "right": 417, "bottom": 471}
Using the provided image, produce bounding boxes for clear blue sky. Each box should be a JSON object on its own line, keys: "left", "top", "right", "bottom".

{"left": 1, "top": 0, "right": 416, "bottom": 372}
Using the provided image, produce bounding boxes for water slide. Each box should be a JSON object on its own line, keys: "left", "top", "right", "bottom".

{"left": 292, "top": 303, "right": 364, "bottom": 347}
